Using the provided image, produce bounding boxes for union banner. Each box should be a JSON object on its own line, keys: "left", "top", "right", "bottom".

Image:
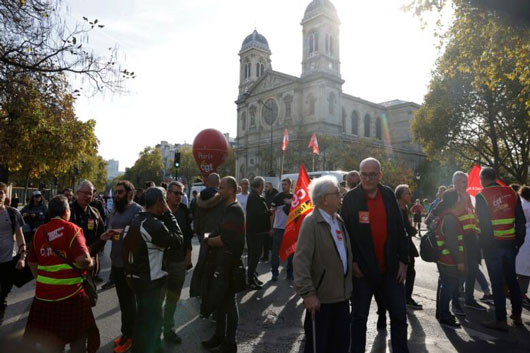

{"left": 279, "top": 164, "right": 313, "bottom": 261}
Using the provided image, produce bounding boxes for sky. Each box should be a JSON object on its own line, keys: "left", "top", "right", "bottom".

{"left": 67, "top": 0, "right": 443, "bottom": 170}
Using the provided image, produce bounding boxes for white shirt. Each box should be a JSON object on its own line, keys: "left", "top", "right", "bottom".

{"left": 318, "top": 208, "right": 348, "bottom": 274}
{"left": 236, "top": 193, "right": 249, "bottom": 215}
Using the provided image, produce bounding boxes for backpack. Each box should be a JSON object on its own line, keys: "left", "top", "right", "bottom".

{"left": 419, "top": 219, "right": 441, "bottom": 263}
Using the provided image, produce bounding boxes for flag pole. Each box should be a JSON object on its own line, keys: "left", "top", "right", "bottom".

{"left": 280, "top": 149, "right": 285, "bottom": 180}
{"left": 312, "top": 153, "right": 315, "bottom": 172}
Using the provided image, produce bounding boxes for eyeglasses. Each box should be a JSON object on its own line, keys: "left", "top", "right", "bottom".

{"left": 115, "top": 189, "right": 126, "bottom": 195}
{"left": 360, "top": 172, "right": 379, "bottom": 179}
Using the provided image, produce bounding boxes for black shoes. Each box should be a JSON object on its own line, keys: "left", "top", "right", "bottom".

{"left": 248, "top": 282, "right": 262, "bottom": 290}
{"left": 464, "top": 300, "right": 487, "bottom": 311}
{"left": 406, "top": 299, "right": 423, "bottom": 310}
{"left": 211, "top": 341, "right": 237, "bottom": 353}
{"left": 164, "top": 329, "right": 182, "bottom": 344}
{"left": 438, "top": 317, "right": 461, "bottom": 329}
{"left": 201, "top": 335, "right": 224, "bottom": 349}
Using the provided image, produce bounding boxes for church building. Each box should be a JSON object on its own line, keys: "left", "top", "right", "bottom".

{"left": 235, "top": 0, "right": 425, "bottom": 180}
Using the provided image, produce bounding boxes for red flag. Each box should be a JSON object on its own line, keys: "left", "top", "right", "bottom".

{"left": 467, "top": 164, "right": 508, "bottom": 197}
{"left": 466, "top": 165, "right": 482, "bottom": 197}
{"left": 308, "top": 133, "right": 320, "bottom": 155}
{"left": 279, "top": 164, "right": 314, "bottom": 261}
{"left": 282, "top": 128, "right": 289, "bottom": 151}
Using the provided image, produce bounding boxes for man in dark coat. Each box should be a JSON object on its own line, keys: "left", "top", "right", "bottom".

{"left": 340, "top": 158, "right": 409, "bottom": 353}
{"left": 245, "top": 176, "right": 270, "bottom": 290}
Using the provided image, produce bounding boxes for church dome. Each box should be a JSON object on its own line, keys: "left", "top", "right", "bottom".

{"left": 241, "top": 29, "right": 270, "bottom": 51}
{"left": 303, "top": 0, "right": 338, "bottom": 21}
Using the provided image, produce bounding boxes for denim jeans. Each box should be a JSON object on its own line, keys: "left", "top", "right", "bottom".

{"left": 484, "top": 246, "right": 522, "bottom": 321}
{"left": 463, "top": 235, "right": 480, "bottom": 303}
{"left": 436, "top": 270, "right": 460, "bottom": 320}
{"left": 271, "top": 228, "right": 293, "bottom": 278}
{"left": 351, "top": 275, "right": 409, "bottom": 353}
{"left": 112, "top": 266, "right": 137, "bottom": 338}
{"left": 163, "top": 260, "right": 187, "bottom": 332}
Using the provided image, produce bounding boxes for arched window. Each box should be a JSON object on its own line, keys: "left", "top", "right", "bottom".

{"left": 351, "top": 111, "right": 359, "bottom": 135}
{"left": 240, "top": 112, "right": 246, "bottom": 131}
{"left": 329, "top": 36, "right": 334, "bottom": 56}
{"left": 308, "top": 94, "right": 316, "bottom": 115}
{"left": 325, "top": 34, "right": 329, "bottom": 53}
{"left": 244, "top": 61, "right": 252, "bottom": 80}
{"left": 309, "top": 32, "right": 319, "bottom": 55}
{"left": 364, "top": 114, "right": 371, "bottom": 137}
{"left": 342, "top": 108, "right": 346, "bottom": 130}
{"left": 284, "top": 95, "right": 293, "bottom": 118}
{"left": 376, "top": 117, "right": 382, "bottom": 139}
{"left": 328, "top": 92, "right": 336, "bottom": 114}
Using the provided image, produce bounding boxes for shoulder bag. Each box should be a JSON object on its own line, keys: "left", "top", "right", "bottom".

{"left": 43, "top": 227, "right": 98, "bottom": 306}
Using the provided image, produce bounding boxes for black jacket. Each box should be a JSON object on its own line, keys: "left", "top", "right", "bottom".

{"left": 246, "top": 189, "right": 270, "bottom": 234}
{"left": 123, "top": 211, "right": 183, "bottom": 285}
{"left": 165, "top": 203, "right": 193, "bottom": 262}
{"left": 401, "top": 206, "right": 419, "bottom": 258}
{"left": 340, "top": 184, "right": 409, "bottom": 284}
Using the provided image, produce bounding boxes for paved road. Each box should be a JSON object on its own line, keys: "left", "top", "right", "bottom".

{"left": 1, "top": 237, "right": 530, "bottom": 352}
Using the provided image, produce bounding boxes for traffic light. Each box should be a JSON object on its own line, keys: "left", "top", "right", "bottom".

{"left": 173, "top": 152, "right": 181, "bottom": 169}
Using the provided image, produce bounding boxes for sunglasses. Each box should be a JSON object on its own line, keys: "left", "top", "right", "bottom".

{"left": 170, "top": 190, "right": 184, "bottom": 196}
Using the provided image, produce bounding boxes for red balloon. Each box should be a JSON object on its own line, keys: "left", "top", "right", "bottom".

{"left": 192, "top": 129, "right": 229, "bottom": 181}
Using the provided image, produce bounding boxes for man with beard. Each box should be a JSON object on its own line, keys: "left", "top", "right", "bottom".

{"left": 94, "top": 180, "right": 142, "bottom": 353}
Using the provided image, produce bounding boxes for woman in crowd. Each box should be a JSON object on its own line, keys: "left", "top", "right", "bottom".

{"left": 410, "top": 199, "right": 425, "bottom": 237}
{"left": 24, "top": 195, "right": 101, "bottom": 353}
{"left": 20, "top": 190, "right": 48, "bottom": 240}
{"left": 294, "top": 176, "right": 352, "bottom": 353}
{"left": 433, "top": 189, "right": 467, "bottom": 328}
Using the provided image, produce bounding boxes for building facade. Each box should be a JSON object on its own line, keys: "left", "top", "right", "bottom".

{"left": 235, "top": 0, "right": 424, "bottom": 180}
{"left": 106, "top": 159, "right": 121, "bottom": 180}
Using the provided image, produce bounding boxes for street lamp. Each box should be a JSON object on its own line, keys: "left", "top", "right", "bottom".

{"left": 259, "top": 99, "right": 278, "bottom": 176}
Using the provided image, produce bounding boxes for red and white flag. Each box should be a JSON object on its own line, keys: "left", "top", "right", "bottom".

{"left": 282, "top": 128, "right": 289, "bottom": 151}
{"left": 308, "top": 133, "right": 320, "bottom": 155}
{"left": 466, "top": 164, "right": 508, "bottom": 197}
{"left": 279, "top": 164, "right": 313, "bottom": 261}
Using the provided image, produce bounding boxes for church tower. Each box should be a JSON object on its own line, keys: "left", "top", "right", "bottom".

{"left": 238, "top": 29, "right": 272, "bottom": 96}
{"left": 301, "top": 0, "right": 341, "bottom": 79}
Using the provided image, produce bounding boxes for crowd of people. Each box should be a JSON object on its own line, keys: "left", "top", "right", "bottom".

{"left": 0, "top": 156, "right": 528, "bottom": 353}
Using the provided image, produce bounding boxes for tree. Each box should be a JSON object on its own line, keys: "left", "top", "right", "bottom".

{"left": 0, "top": 0, "right": 134, "bottom": 95}
{"left": 409, "top": 2, "right": 530, "bottom": 183}
{"left": 123, "top": 147, "right": 164, "bottom": 187}
{"left": 0, "top": 75, "right": 98, "bottom": 196}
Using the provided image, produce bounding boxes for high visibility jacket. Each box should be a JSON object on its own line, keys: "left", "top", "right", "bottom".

{"left": 436, "top": 211, "right": 465, "bottom": 266}
{"left": 454, "top": 199, "right": 480, "bottom": 236}
{"left": 478, "top": 185, "right": 517, "bottom": 241}
{"left": 30, "top": 218, "right": 88, "bottom": 301}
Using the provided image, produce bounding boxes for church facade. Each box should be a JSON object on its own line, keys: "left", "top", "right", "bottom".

{"left": 235, "top": 0, "right": 425, "bottom": 180}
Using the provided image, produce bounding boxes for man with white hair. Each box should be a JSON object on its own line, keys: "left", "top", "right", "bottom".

{"left": 70, "top": 180, "right": 105, "bottom": 281}
{"left": 294, "top": 175, "right": 353, "bottom": 353}
{"left": 341, "top": 157, "right": 410, "bottom": 353}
